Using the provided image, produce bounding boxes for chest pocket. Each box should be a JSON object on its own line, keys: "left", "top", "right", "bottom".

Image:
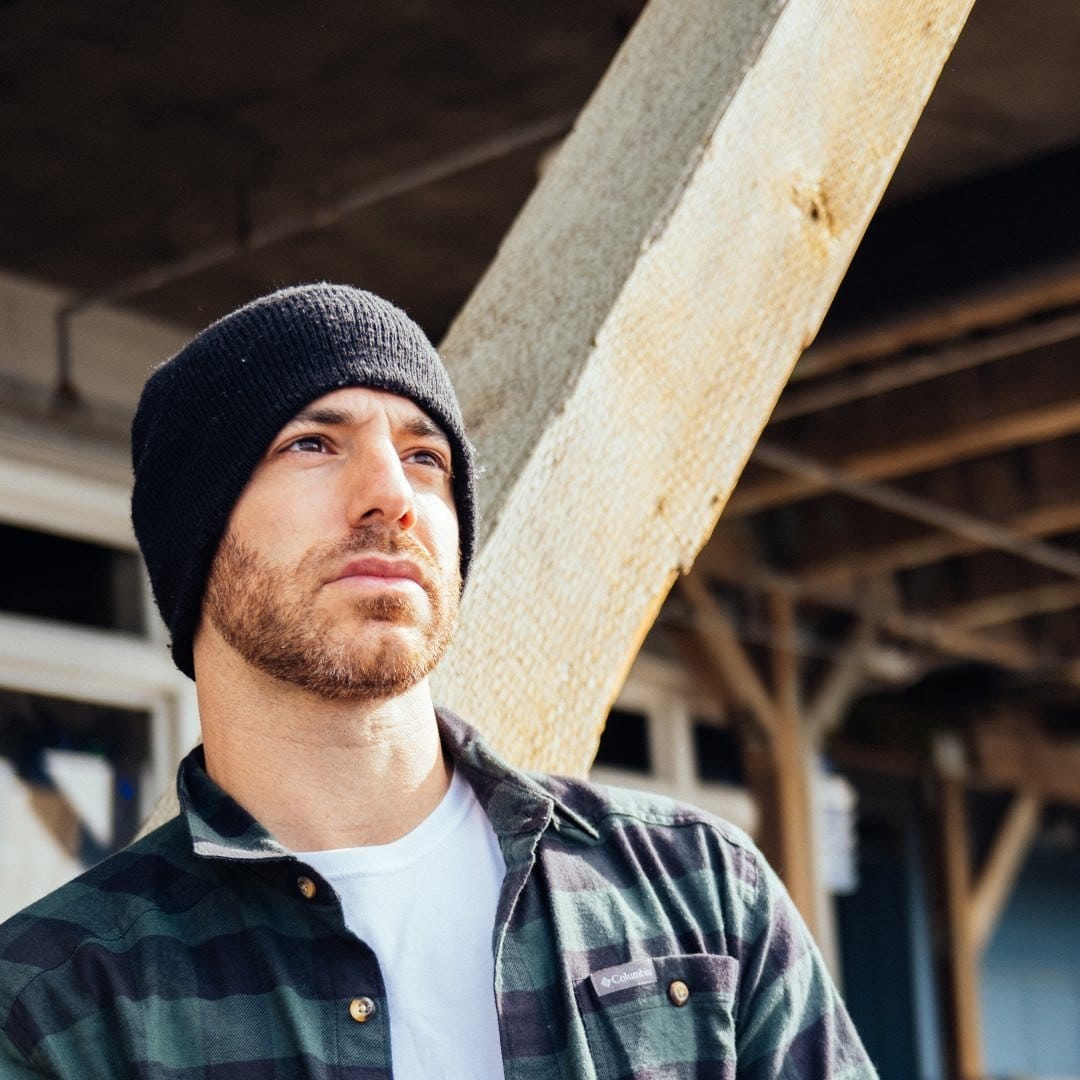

{"left": 577, "top": 953, "right": 738, "bottom": 1079}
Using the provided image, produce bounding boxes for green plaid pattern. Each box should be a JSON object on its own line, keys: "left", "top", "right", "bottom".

{"left": 1, "top": 710, "right": 877, "bottom": 1078}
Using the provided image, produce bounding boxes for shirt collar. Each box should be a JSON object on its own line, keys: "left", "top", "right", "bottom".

{"left": 178, "top": 706, "right": 597, "bottom": 863}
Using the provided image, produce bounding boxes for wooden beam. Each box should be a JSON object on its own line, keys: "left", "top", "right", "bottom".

{"left": 970, "top": 790, "right": 1042, "bottom": 954}
{"left": 677, "top": 579, "right": 821, "bottom": 932}
{"left": 731, "top": 396, "right": 1080, "bottom": 516}
{"left": 727, "top": 564, "right": 1068, "bottom": 677}
{"left": 748, "top": 441, "right": 1080, "bottom": 582}
{"left": 795, "top": 258, "right": 1080, "bottom": 381}
{"left": 799, "top": 498, "right": 1080, "bottom": 590}
{"left": 776, "top": 305, "right": 1080, "bottom": 422}
{"left": 767, "top": 592, "right": 818, "bottom": 930}
{"left": 975, "top": 720, "right": 1080, "bottom": 804}
{"left": 804, "top": 622, "right": 874, "bottom": 740}
{"left": 429, "top": 0, "right": 976, "bottom": 773}
{"left": 799, "top": 140, "right": 1080, "bottom": 377}
{"left": 937, "top": 773, "right": 985, "bottom": 1080}
{"left": 939, "top": 581, "right": 1080, "bottom": 631}
{"left": 679, "top": 576, "right": 778, "bottom": 740}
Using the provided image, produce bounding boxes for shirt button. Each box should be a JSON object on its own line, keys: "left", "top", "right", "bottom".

{"left": 668, "top": 979, "right": 690, "bottom": 1007}
{"left": 296, "top": 876, "right": 317, "bottom": 900}
{"left": 349, "top": 996, "right": 376, "bottom": 1023}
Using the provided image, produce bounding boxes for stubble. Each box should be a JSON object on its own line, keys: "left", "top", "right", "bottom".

{"left": 204, "top": 526, "right": 459, "bottom": 701}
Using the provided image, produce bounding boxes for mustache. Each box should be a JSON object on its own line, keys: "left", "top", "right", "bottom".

{"left": 308, "top": 525, "right": 440, "bottom": 579}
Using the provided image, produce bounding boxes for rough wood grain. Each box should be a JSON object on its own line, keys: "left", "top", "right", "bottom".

{"left": 433, "top": 0, "right": 977, "bottom": 772}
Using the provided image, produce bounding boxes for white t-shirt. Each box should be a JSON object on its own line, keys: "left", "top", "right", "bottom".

{"left": 299, "top": 769, "right": 506, "bottom": 1079}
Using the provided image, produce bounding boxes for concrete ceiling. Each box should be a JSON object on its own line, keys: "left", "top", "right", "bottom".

{"left": 1, "top": 0, "right": 1078, "bottom": 340}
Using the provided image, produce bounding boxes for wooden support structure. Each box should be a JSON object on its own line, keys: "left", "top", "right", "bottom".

{"left": 936, "top": 771, "right": 985, "bottom": 1080}
{"left": 719, "top": 561, "right": 1068, "bottom": 678}
{"left": 969, "top": 790, "right": 1042, "bottom": 954}
{"left": 679, "top": 576, "right": 829, "bottom": 940}
{"left": 804, "top": 622, "right": 876, "bottom": 741}
{"left": 933, "top": 732, "right": 1049, "bottom": 1080}
{"left": 765, "top": 592, "right": 819, "bottom": 930}
{"left": 974, "top": 717, "right": 1080, "bottom": 804}
{"left": 800, "top": 499, "right": 1080, "bottom": 590}
{"left": 793, "top": 264, "right": 1080, "bottom": 381}
{"left": 732, "top": 394, "right": 1080, "bottom": 517}
{"left": 938, "top": 581, "right": 1080, "bottom": 631}
{"left": 433, "top": 0, "right": 977, "bottom": 772}
{"left": 775, "top": 304, "right": 1080, "bottom": 422}
{"left": 751, "top": 440, "right": 1080, "bottom": 581}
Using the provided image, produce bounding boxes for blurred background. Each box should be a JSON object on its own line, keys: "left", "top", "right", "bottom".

{"left": 1, "top": 2, "right": 1079, "bottom": 1077}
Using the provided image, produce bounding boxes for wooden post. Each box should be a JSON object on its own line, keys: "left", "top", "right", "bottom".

{"left": 435, "top": 0, "right": 977, "bottom": 772}
{"left": 679, "top": 578, "right": 827, "bottom": 940}
{"left": 767, "top": 593, "right": 818, "bottom": 927}
{"left": 936, "top": 768, "right": 985, "bottom": 1080}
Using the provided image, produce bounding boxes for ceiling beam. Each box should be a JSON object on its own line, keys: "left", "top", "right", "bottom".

{"left": 797, "top": 498, "right": 1080, "bottom": 590}
{"left": 806, "top": 141, "right": 1080, "bottom": 375}
{"left": 775, "top": 305, "right": 1080, "bottom": 422}
{"left": 937, "top": 581, "right": 1080, "bottom": 631}
{"left": 730, "top": 395, "right": 1080, "bottom": 516}
{"left": 725, "top": 563, "right": 1073, "bottom": 679}
{"left": 748, "top": 441, "right": 1080, "bottom": 582}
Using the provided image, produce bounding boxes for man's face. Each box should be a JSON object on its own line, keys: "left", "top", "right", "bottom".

{"left": 200, "top": 386, "right": 461, "bottom": 701}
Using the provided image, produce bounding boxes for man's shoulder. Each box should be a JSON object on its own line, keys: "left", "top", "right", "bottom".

{"left": 531, "top": 771, "right": 763, "bottom": 879}
{"left": 0, "top": 814, "right": 199, "bottom": 1003}
{"left": 536, "top": 769, "right": 752, "bottom": 840}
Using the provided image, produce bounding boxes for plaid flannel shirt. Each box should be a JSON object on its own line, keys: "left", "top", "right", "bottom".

{"left": 0, "top": 709, "right": 877, "bottom": 1078}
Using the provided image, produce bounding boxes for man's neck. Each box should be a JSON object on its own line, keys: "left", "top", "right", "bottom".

{"left": 194, "top": 655, "right": 451, "bottom": 852}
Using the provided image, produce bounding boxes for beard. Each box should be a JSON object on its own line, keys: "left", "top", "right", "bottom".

{"left": 203, "top": 524, "right": 460, "bottom": 702}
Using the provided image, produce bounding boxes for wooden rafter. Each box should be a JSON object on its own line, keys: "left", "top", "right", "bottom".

{"left": 719, "top": 563, "right": 1076, "bottom": 680}
{"left": 775, "top": 305, "right": 1080, "bottom": 422}
{"left": 794, "top": 260, "right": 1080, "bottom": 381}
{"left": 679, "top": 576, "right": 778, "bottom": 741}
{"left": 804, "top": 621, "right": 875, "bottom": 740}
{"left": 938, "top": 581, "right": 1080, "bottom": 631}
{"left": 975, "top": 718, "right": 1080, "bottom": 804}
{"left": 731, "top": 396, "right": 1080, "bottom": 517}
{"left": 751, "top": 441, "right": 1080, "bottom": 582}
{"left": 797, "top": 498, "right": 1080, "bottom": 589}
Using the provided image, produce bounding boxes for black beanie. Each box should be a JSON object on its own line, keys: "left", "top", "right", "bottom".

{"left": 131, "top": 283, "right": 477, "bottom": 680}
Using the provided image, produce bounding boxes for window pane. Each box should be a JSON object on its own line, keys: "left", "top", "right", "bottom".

{"left": 692, "top": 721, "right": 744, "bottom": 784}
{"left": 595, "top": 707, "right": 652, "bottom": 773}
{"left": 0, "top": 688, "right": 150, "bottom": 920}
{"left": 0, "top": 522, "right": 145, "bottom": 633}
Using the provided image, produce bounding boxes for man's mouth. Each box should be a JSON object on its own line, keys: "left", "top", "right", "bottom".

{"left": 329, "top": 555, "right": 426, "bottom": 590}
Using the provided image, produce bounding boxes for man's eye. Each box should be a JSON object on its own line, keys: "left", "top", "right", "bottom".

{"left": 407, "top": 448, "right": 451, "bottom": 473}
{"left": 285, "top": 435, "right": 329, "bottom": 453}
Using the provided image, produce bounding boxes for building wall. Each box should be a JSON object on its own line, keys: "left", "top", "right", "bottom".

{"left": 0, "top": 271, "right": 197, "bottom": 921}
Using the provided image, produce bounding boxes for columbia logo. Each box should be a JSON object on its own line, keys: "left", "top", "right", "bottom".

{"left": 590, "top": 959, "right": 657, "bottom": 997}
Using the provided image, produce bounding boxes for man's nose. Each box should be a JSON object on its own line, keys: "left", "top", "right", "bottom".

{"left": 344, "top": 444, "right": 417, "bottom": 531}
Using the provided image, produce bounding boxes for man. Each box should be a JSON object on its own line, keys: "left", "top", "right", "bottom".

{"left": 0, "top": 284, "right": 876, "bottom": 1078}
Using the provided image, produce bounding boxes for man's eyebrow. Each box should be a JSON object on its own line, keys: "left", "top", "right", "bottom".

{"left": 282, "top": 407, "right": 449, "bottom": 444}
{"left": 400, "top": 415, "right": 450, "bottom": 444}
{"left": 284, "top": 406, "right": 356, "bottom": 428}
